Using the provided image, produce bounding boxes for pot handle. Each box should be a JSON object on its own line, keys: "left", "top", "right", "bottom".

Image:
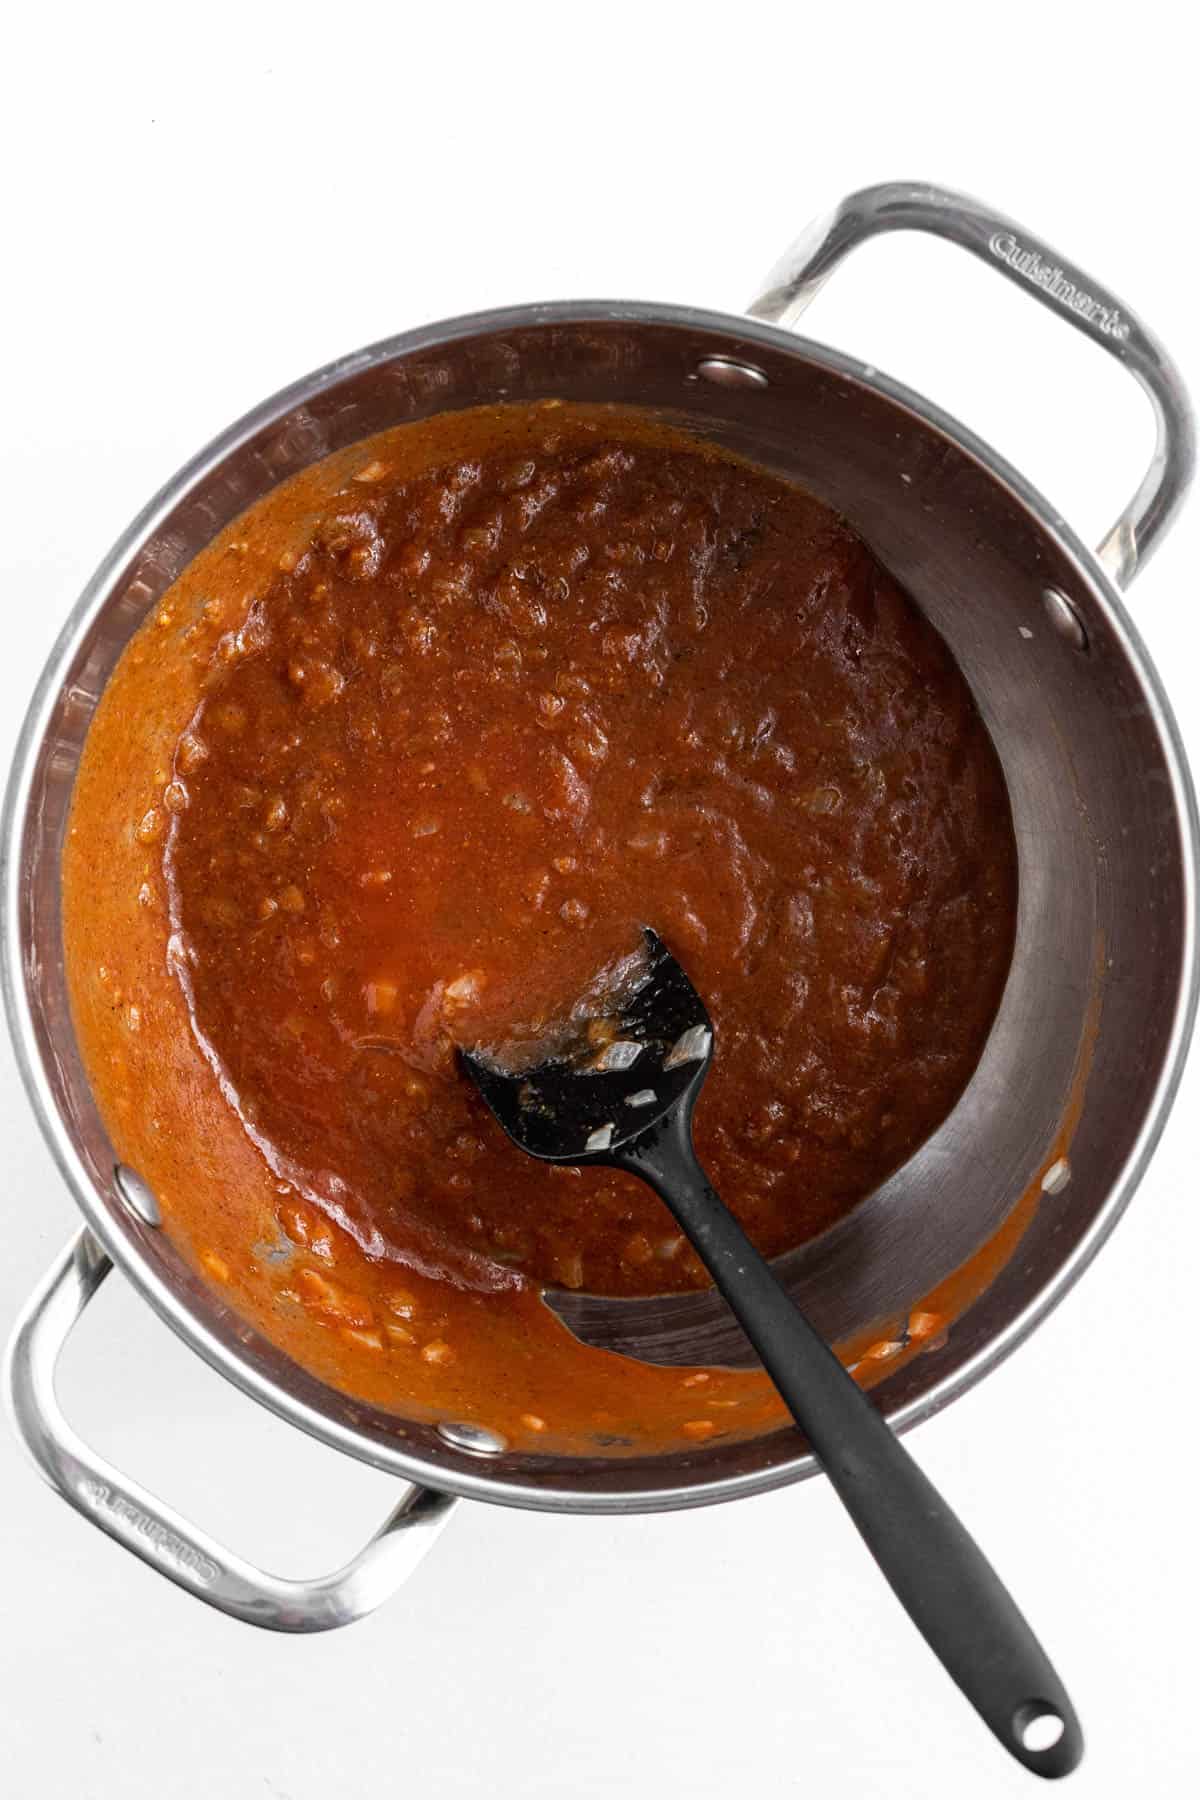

{"left": 5, "top": 1230, "right": 458, "bottom": 1631}
{"left": 748, "top": 181, "right": 1195, "bottom": 590}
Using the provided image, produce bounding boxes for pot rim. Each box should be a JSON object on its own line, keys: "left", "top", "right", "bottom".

{"left": 4, "top": 296, "right": 1198, "bottom": 1513}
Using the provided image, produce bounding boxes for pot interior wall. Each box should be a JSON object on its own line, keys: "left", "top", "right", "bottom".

{"left": 11, "top": 312, "right": 1191, "bottom": 1505}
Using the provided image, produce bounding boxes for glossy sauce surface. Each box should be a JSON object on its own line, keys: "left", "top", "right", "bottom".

{"left": 162, "top": 414, "right": 1015, "bottom": 1297}
{"left": 64, "top": 403, "right": 1018, "bottom": 1450}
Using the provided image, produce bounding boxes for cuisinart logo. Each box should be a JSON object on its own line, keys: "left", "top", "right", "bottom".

{"left": 81, "top": 1479, "right": 221, "bottom": 1585}
{"left": 989, "top": 232, "right": 1131, "bottom": 340}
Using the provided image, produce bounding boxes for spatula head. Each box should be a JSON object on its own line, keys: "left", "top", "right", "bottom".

{"left": 459, "top": 927, "right": 713, "bottom": 1162}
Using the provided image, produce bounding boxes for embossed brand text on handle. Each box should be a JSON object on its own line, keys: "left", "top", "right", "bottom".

{"left": 989, "top": 232, "right": 1131, "bottom": 341}
{"left": 81, "top": 1479, "right": 221, "bottom": 1585}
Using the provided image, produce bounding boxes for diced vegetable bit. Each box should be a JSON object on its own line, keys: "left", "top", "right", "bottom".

{"left": 555, "top": 1251, "right": 584, "bottom": 1290}
{"left": 907, "top": 1309, "right": 946, "bottom": 1341}
{"left": 444, "top": 970, "right": 486, "bottom": 1005}
{"left": 1041, "top": 1156, "right": 1071, "bottom": 1195}
{"left": 663, "top": 1025, "right": 711, "bottom": 1070}
{"left": 593, "top": 1038, "right": 641, "bottom": 1072}
{"left": 278, "top": 1202, "right": 336, "bottom": 1263}
{"left": 365, "top": 979, "right": 399, "bottom": 1016}
{"left": 176, "top": 732, "right": 209, "bottom": 772}
{"left": 340, "top": 1326, "right": 384, "bottom": 1351}
{"left": 627, "top": 828, "right": 669, "bottom": 856}
{"left": 800, "top": 785, "right": 843, "bottom": 816}
{"left": 296, "top": 1268, "right": 374, "bottom": 1328}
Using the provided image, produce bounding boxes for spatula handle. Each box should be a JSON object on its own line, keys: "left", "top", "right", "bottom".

{"left": 618, "top": 1109, "right": 1083, "bottom": 1780}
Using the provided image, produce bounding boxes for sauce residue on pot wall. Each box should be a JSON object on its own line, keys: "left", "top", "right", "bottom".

{"left": 63, "top": 401, "right": 1031, "bottom": 1457}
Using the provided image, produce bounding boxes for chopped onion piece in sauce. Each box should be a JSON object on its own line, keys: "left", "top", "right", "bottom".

{"left": 662, "top": 1024, "right": 712, "bottom": 1070}
{"left": 593, "top": 1038, "right": 642, "bottom": 1072}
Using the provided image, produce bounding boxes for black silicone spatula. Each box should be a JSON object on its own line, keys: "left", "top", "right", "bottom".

{"left": 460, "top": 928, "right": 1083, "bottom": 1779}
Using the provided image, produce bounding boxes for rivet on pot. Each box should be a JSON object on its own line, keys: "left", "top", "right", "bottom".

{"left": 1042, "top": 588, "right": 1088, "bottom": 652}
{"left": 114, "top": 1164, "right": 161, "bottom": 1226}
{"left": 694, "top": 356, "right": 769, "bottom": 390}
{"left": 436, "top": 1420, "right": 508, "bottom": 1456}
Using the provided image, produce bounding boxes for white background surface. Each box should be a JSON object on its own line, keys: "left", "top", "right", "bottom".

{"left": 2, "top": 5, "right": 1197, "bottom": 1794}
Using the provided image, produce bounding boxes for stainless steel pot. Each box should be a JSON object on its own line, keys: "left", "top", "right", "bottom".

{"left": 4, "top": 183, "right": 1196, "bottom": 1633}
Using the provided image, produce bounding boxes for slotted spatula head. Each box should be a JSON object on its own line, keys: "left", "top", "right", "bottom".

{"left": 458, "top": 927, "right": 714, "bottom": 1162}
